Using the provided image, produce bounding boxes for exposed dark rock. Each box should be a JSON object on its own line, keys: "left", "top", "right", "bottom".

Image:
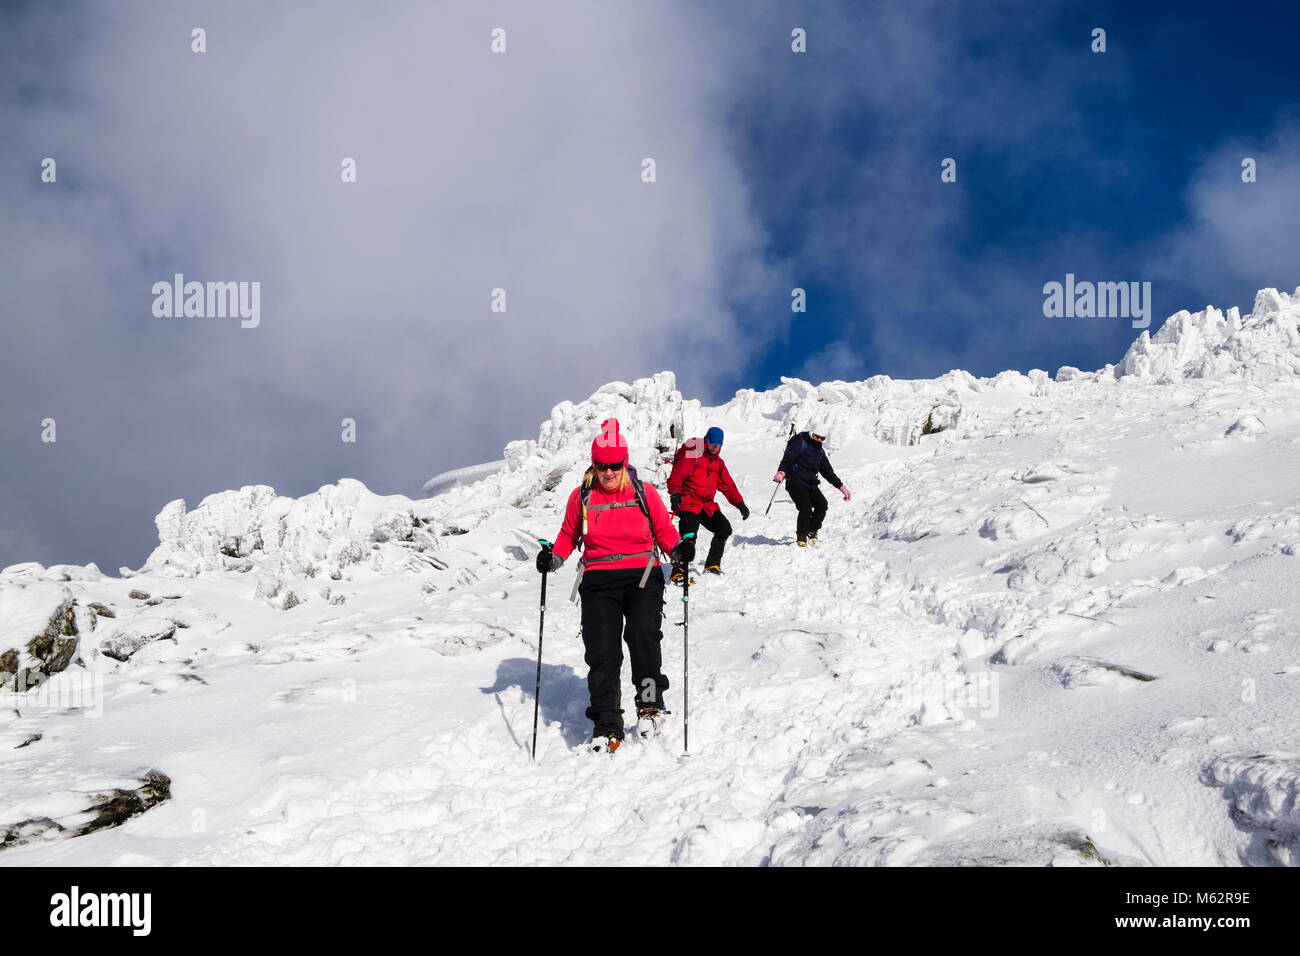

{"left": 219, "top": 532, "right": 264, "bottom": 558}
{"left": 1053, "top": 657, "right": 1156, "bottom": 688}
{"left": 4, "top": 595, "right": 80, "bottom": 691}
{"left": 0, "top": 770, "right": 172, "bottom": 850}
{"left": 1056, "top": 830, "right": 1119, "bottom": 865}
{"left": 541, "top": 466, "right": 569, "bottom": 492}
{"left": 22, "top": 634, "right": 78, "bottom": 683}
{"left": 920, "top": 407, "right": 945, "bottom": 437}
{"left": 127, "top": 589, "right": 151, "bottom": 600}
{"left": 77, "top": 771, "right": 172, "bottom": 836}
{"left": 1, "top": 817, "right": 66, "bottom": 849}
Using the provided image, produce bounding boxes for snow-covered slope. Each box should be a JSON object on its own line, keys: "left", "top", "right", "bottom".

{"left": 4, "top": 289, "right": 1300, "bottom": 865}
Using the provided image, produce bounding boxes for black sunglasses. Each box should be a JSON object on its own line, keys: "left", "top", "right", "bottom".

{"left": 810, "top": 434, "right": 825, "bottom": 442}
{"left": 595, "top": 462, "right": 625, "bottom": 473}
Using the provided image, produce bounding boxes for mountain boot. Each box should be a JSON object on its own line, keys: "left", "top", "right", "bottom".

{"left": 636, "top": 706, "right": 668, "bottom": 738}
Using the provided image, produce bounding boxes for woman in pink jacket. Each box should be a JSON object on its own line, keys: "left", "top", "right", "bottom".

{"left": 537, "top": 419, "right": 692, "bottom": 753}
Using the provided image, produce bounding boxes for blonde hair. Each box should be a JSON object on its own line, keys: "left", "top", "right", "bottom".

{"left": 583, "top": 464, "right": 629, "bottom": 492}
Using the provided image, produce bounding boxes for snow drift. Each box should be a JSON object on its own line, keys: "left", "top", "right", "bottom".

{"left": 3, "top": 287, "right": 1300, "bottom": 865}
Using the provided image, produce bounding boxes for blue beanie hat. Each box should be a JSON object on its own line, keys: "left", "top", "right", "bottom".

{"left": 704, "top": 427, "right": 724, "bottom": 446}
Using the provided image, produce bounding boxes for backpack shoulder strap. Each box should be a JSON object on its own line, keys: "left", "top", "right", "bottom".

{"left": 631, "top": 475, "right": 652, "bottom": 521}
{"left": 629, "top": 475, "right": 667, "bottom": 575}
{"left": 577, "top": 476, "right": 653, "bottom": 544}
{"left": 576, "top": 484, "right": 592, "bottom": 547}
{"left": 575, "top": 474, "right": 663, "bottom": 595}
{"left": 796, "top": 435, "right": 824, "bottom": 461}
{"left": 624, "top": 469, "right": 657, "bottom": 542}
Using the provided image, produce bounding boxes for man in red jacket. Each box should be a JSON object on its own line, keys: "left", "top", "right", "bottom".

{"left": 666, "top": 426, "right": 749, "bottom": 578}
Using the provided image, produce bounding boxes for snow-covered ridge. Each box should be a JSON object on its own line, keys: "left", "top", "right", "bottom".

{"left": 135, "top": 478, "right": 456, "bottom": 610}
{"left": 13, "top": 285, "right": 1298, "bottom": 593}
{"left": 5, "top": 286, "right": 1300, "bottom": 865}
{"left": 1114, "top": 286, "right": 1300, "bottom": 383}
{"left": 718, "top": 367, "right": 1051, "bottom": 450}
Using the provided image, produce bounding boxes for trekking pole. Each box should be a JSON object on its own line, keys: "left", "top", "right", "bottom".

{"left": 765, "top": 477, "right": 785, "bottom": 515}
{"left": 679, "top": 532, "right": 695, "bottom": 755}
{"left": 531, "top": 540, "right": 552, "bottom": 762}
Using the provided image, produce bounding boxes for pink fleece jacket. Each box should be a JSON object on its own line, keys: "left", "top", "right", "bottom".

{"left": 552, "top": 481, "right": 680, "bottom": 569}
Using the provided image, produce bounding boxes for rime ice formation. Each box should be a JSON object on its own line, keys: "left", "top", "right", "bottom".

{"left": 3, "top": 289, "right": 1300, "bottom": 865}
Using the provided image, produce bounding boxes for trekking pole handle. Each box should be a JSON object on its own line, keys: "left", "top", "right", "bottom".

{"left": 532, "top": 540, "right": 553, "bottom": 763}
{"left": 678, "top": 532, "right": 695, "bottom": 602}
{"left": 537, "top": 540, "right": 552, "bottom": 608}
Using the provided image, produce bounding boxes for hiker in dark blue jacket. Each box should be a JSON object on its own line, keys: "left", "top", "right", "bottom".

{"left": 772, "top": 420, "right": 850, "bottom": 547}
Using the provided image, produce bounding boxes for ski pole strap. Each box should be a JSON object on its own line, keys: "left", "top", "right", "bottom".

{"left": 569, "top": 558, "right": 584, "bottom": 603}
{"left": 639, "top": 549, "right": 659, "bottom": 590}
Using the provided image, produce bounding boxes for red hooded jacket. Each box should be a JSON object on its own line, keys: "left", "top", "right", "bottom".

{"left": 666, "top": 438, "right": 744, "bottom": 517}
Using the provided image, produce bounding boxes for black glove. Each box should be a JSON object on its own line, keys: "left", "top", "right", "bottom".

{"left": 670, "top": 493, "right": 682, "bottom": 513}
{"left": 536, "top": 548, "right": 562, "bottom": 573}
{"left": 737, "top": 502, "right": 750, "bottom": 521}
{"left": 670, "top": 537, "right": 695, "bottom": 565}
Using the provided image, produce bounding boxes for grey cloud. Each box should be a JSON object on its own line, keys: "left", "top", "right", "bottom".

{"left": 1, "top": 1, "right": 780, "bottom": 569}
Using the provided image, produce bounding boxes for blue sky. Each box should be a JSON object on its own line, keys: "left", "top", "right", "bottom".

{"left": 2, "top": 0, "right": 1298, "bottom": 571}
{"left": 735, "top": 0, "right": 1300, "bottom": 388}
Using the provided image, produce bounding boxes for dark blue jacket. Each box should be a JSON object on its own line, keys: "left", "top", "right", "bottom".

{"left": 778, "top": 432, "right": 842, "bottom": 489}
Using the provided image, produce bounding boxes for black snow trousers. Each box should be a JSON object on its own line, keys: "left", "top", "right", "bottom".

{"left": 786, "top": 483, "right": 828, "bottom": 540}
{"left": 676, "top": 509, "right": 733, "bottom": 568}
{"left": 578, "top": 566, "right": 668, "bottom": 739}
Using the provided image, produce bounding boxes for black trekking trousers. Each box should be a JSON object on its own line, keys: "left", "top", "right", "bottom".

{"left": 677, "top": 509, "right": 733, "bottom": 568}
{"left": 786, "top": 482, "right": 828, "bottom": 540}
{"left": 578, "top": 566, "right": 669, "bottom": 739}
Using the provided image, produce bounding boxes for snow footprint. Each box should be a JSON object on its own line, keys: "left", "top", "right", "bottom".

{"left": 1165, "top": 715, "right": 1211, "bottom": 735}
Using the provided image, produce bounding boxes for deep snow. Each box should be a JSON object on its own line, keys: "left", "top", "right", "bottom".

{"left": 3, "top": 289, "right": 1300, "bottom": 865}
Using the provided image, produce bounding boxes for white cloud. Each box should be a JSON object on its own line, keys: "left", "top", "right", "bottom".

{"left": 1151, "top": 117, "right": 1300, "bottom": 301}
{"left": 796, "top": 339, "right": 866, "bottom": 384}
{"left": 0, "top": 0, "right": 778, "bottom": 566}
